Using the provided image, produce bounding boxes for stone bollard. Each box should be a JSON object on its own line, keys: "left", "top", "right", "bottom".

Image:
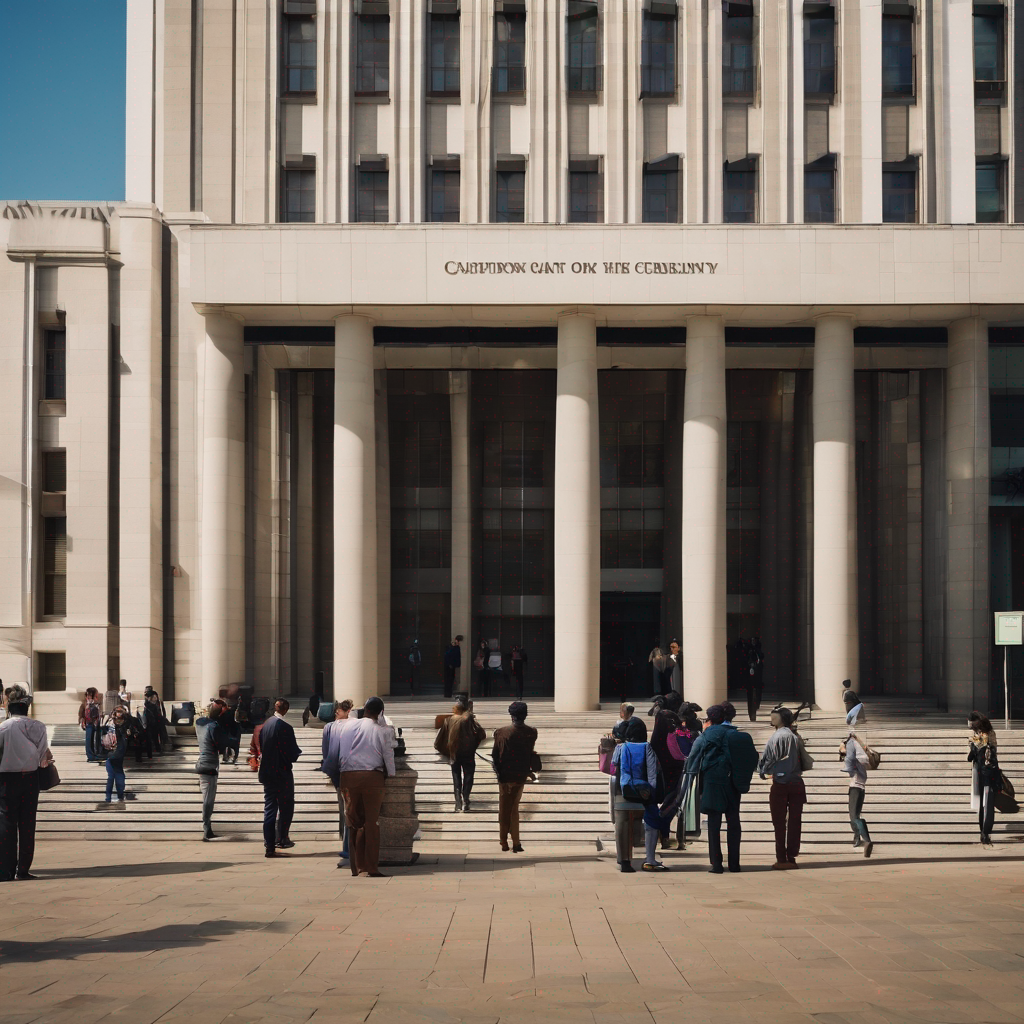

{"left": 379, "top": 757, "right": 420, "bottom": 866}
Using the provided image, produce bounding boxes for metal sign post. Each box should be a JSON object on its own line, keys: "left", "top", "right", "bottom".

{"left": 994, "top": 612, "right": 1023, "bottom": 732}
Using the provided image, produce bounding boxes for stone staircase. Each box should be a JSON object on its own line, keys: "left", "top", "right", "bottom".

{"left": 37, "top": 700, "right": 1024, "bottom": 853}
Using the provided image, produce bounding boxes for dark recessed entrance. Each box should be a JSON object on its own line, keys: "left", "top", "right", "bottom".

{"left": 600, "top": 593, "right": 661, "bottom": 700}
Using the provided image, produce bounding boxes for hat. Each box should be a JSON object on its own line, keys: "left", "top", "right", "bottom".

{"left": 508, "top": 701, "right": 528, "bottom": 720}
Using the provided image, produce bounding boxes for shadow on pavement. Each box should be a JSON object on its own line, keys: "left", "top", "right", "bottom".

{"left": 34, "top": 861, "right": 234, "bottom": 879}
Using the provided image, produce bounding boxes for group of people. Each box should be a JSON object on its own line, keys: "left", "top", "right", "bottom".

{"left": 604, "top": 693, "right": 882, "bottom": 873}
{"left": 408, "top": 637, "right": 529, "bottom": 700}
{"left": 77, "top": 682, "right": 172, "bottom": 807}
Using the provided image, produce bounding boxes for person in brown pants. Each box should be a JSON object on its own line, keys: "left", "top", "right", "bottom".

{"left": 326, "top": 697, "right": 396, "bottom": 877}
{"left": 490, "top": 701, "right": 539, "bottom": 853}
{"left": 757, "top": 706, "right": 807, "bottom": 869}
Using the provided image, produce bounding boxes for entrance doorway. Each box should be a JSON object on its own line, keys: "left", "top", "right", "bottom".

{"left": 600, "top": 593, "right": 661, "bottom": 701}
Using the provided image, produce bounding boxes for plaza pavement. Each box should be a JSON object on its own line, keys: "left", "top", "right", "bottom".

{"left": 1, "top": 839, "right": 1023, "bottom": 1024}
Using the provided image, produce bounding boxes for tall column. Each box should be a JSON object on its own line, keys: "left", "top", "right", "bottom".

{"left": 945, "top": 318, "right": 990, "bottom": 714}
{"left": 334, "top": 316, "right": 378, "bottom": 704}
{"left": 374, "top": 369, "right": 391, "bottom": 696}
{"left": 554, "top": 314, "right": 600, "bottom": 712}
{"left": 449, "top": 370, "right": 472, "bottom": 690}
{"left": 681, "top": 316, "right": 726, "bottom": 709}
{"left": 200, "top": 312, "right": 246, "bottom": 698}
{"left": 813, "top": 315, "right": 858, "bottom": 712}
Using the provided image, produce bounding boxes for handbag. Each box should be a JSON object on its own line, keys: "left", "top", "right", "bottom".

{"left": 37, "top": 762, "right": 61, "bottom": 791}
{"left": 529, "top": 750, "right": 543, "bottom": 773}
{"left": 598, "top": 737, "right": 615, "bottom": 775}
{"left": 797, "top": 737, "right": 814, "bottom": 772}
{"left": 995, "top": 773, "right": 1019, "bottom": 814}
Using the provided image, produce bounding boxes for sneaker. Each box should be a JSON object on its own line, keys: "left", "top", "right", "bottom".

{"left": 863, "top": 842, "right": 874, "bottom": 858}
{"left": 277, "top": 839, "right": 296, "bottom": 849}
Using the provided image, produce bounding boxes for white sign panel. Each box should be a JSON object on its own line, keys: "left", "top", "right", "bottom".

{"left": 994, "top": 612, "right": 1023, "bottom": 646}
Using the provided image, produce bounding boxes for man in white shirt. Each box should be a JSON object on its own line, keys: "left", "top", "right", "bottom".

{"left": 0, "top": 688, "right": 52, "bottom": 881}
{"left": 329, "top": 697, "right": 395, "bottom": 878}
{"left": 321, "top": 699, "right": 354, "bottom": 867}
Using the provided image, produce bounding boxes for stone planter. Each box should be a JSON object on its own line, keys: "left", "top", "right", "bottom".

{"left": 379, "top": 758, "right": 419, "bottom": 866}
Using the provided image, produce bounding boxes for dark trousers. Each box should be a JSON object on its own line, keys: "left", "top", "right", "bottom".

{"left": 443, "top": 665, "right": 456, "bottom": 699}
{"left": 512, "top": 668, "right": 524, "bottom": 700}
{"left": 339, "top": 770, "right": 387, "bottom": 876}
{"left": 0, "top": 772, "right": 40, "bottom": 880}
{"left": 262, "top": 774, "right": 295, "bottom": 850}
{"left": 105, "top": 757, "right": 126, "bottom": 801}
{"left": 135, "top": 730, "right": 153, "bottom": 762}
{"left": 706, "top": 791, "right": 742, "bottom": 871}
{"left": 746, "top": 683, "right": 763, "bottom": 721}
{"left": 979, "top": 781, "right": 997, "bottom": 838}
{"left": 84, "top": 724, "right": 101, "bottom": 761}
{"left": 498, "top": 780, "right": 526, "bottom": 846}
{"left": 768, "top": 778, "right": 806, "bottom": 863}
{"left": 848, "top": 787, "right": 871, "bottom": 842}
{"left": 451, "top": 757, "right": 476, "bottom": 802}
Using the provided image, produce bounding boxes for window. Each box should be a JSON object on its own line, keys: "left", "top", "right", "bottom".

{"left": 569, "top": 164, "right": 603, "bottom": 223}
{"left": 991, "top": 394, "right": 1024, "bottom": 447}
{"left": 724, "top": 158, "right": 757, "bottom": 223}
{"left": 976, "top": 161, "right": 1005, "bottom": 223}
{"left": 641, "top": 13, "right": 675, "bottom": 96}
{"left": 356, "top": 166, "right": 389, "bottom": 223}
{"left": 42, "top": 450, "right": 66, "bottom": 493}
{"left": 282, "top": 15, "right": 316, "bottom": 95}
{"left": 493, "top": 12, "right": 526, "bottom": 94}
{"left": 36, "top": 652, "right": 66, "bottom": 692}
{"left": 974, "top": 8, "right": 1005, "bottom": 99}
{"left": 567, "top": 8, "right": 600, "bottom": 93}
{"left": 643, "top": 157, "right": 679, "bottom": 223}
{"left": 429, "top": 14, "right": 460, "bottom": 95}
{"left": 42, "top": 516, "right": 67, "bottom": 618}
{"left": 281, "top": 168, "right": 315, "bottom": 222}
{"left": 882, "top": 14, "right": 914, "bottom": 98}
{"left": 804, "top": 12, "right": 835, "bottom": 97}
{"left": 356, "top": 15, "right": 390, "bottom": 95}
{"left": 723, "top": 3, "right": 756, "bottom": 98}
{"left": 430, "top": 168, "right": 460, "bottom": 223}
{"left": 495, "top": 169, "right": 525, "bottom": 223}
{"left": 882, "top": 162, "right": 917, "bottom": 223}
{"left": 804, "top": 158, "right": 836, "bottom": 223}
{"left": 43, "top": 330, "right": 65, "bottom": 400}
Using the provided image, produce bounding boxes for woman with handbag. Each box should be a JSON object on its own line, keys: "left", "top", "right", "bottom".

{"left": 610, "top": 717, "right": 663, "bottom": 873}
{"left": 968, "top": 716, "right": 1001, "bottom": 847}
{"left": 100, "top": 707, "right": 129, "bottom": 807}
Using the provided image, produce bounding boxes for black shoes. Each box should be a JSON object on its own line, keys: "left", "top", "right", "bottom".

{"left": 512, "top": 845, "right": 524, "bottom": 853}
{"left": 277, "top": 839, "right": 296, "bottom": 849}
{"left": 15, "top": 873, "right": 38, "bottom": 881}
{"left": 265, "top": 849, "right": 276, "bottom": 858}
{"left": 708, "top": 866, "right": 724, "bottom": 874}
{"left": 619, "top": 862, "right": 636, "bottom": 873}
{"left": 863, "top": 842, "right": 874, "bottom": 858}
{"left": 203, "top": 827, "right": 217, "bottom": 841}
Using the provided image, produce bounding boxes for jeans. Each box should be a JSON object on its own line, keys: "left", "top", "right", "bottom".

{"left": 0, "top": 773, "right": 40, "bottom": 880}
{"left": 768, "top": 778, "right": 806, "bottom": 863}
{"left": 848, "top": 786, "right": 871, "bottom": 843}
{"left": 979, "top": 781, "right": 997, "bottom": 838}
{"left": 339, "top": 770, "right": 387, "bottom": 876}
{"left": 644, "top": 823, "right": 661, "bottom": 865}
{"left": 84, "top": 723, "right": 101, "bottom": 761}
{"left": 263, "top": 774, "right": 295, "bottom": 850}
{"left": 706, "top": 791, "right": 742, "bottom": 871}
{"left": 498, "top": 781, "right": 526, "bottom": 847}
{"left": 451, "top": 757, "right": 476, "bottom": 804}
{"left": 105, "top": 757, "right": 126, "bottom": 801}
{"left": 199, "top": 774, "right": 218, "bottom": 827}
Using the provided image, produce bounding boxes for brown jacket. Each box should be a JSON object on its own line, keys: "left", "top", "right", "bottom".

{"left": 434, "top": 713, "right": 486, "bottom": 761}
{"left": 491, "top": 722, "right": 539, "bottom": 783}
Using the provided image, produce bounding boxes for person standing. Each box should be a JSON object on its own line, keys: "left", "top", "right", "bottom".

{"left": 491, "top": 701, "right": 538, "bottom": 853}
{"left": 258, "top": 699, "right": 302, "bottom": 857}
{"left": 610, "top": 717, "right": 662, "bottom": 872}
{"left": 79, "top": 688, "right": 103, "bottom": 763}
{"left": 648, "top": 640, "right": 666, "bottom": 696}
{"left": 195, "top": 702, "right": 229, "bottom": 841}
{"left": 649, "top": 710, "right": 685, "bottom": 851}
{"left": 328, "top": 697, "right": 396, "bottom": 878}
{"left": 100, "top": 706, "right": 129, "bottom": 807}
{"left": 746, "top": 638, "right": 765, "bottom": 721}
{"left": 684, "top": 704, "right": 758, "bottom": 873}
{"left": 757, "top": 706, "right": 807, "bottom": 869}
{"left": 435, "top": 698, "right": 486, "bottom": 812}
{"left": 968, "top": 711, "right": 995, "bottom": 810}
{"left": 407, "top": 641, "right": 422, "bottom": 695}
{"left": 968, "top": 716, "right": 1001, "bottom": 847}
{"left": 0, "top": 688, "right": 52, "bottom": 881}
{"left": 442, "top": 636, "right": 463, "bottom": 700}
{"left": 321, "top": 700, "right": 354, "bottom": 867}
{"left": 510, "top": 646, "right": 527, "bottom": 701}
{"left": 661, "top": 640, "right": 682, "bottom": 695}
{"left": 144, "top": 687, "right": 168, "bottom": 753}
{"left": 841, "top": 729, "right": 873, "bottom": 857}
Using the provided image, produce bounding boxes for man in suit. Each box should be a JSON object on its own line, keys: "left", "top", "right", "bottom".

{"left": 258, "top": 699, "right": 302, "bottom": 857}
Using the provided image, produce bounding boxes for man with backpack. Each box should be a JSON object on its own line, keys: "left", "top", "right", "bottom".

{"left": 683, "top": 703, "right": 759, "bottom": 873}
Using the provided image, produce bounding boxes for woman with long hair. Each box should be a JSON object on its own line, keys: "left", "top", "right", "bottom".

{"left": 968, "top": 713, "right": 1000, "bottom": 846}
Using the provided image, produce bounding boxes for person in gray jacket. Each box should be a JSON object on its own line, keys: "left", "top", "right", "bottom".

{"left": 194, "top": 702, "right": 229, "bottom": 841}
{"left": 757, "top": 707, "right": 807, "bottom": 870}
{"left": 842, "top": 731, "right": 873, "bottom": 857}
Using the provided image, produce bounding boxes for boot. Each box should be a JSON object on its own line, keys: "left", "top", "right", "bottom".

{"left": 454, "top": 786, "right": 463, "bottom": 813}
{"left": 463, "top": 794, "right": 471, "bottom": 813}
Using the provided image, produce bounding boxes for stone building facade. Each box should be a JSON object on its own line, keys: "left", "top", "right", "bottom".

{"left": 2, "top": 0, "right": 1023, "bottom": 718}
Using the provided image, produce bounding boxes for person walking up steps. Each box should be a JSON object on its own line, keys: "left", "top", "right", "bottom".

{"left": 841, "top": 729, "right": 873, "bottom": 857}
{"left": 491, "top": 701, "right": 538, "bottom": 853}
{"left": 435, "top": 697, "right": 486, "bottom": 812}
{"left": 757, "top": 706, "right": 807, "bottom": 869}
{"left": 259, "top": 699, "right": 301, "bottom": 856}
{"left": 100, "top": 706, "right": 130, "bottom": 807}
{"left": 321, "top": 700, "right": 355, "bottom": 867}
{"left": 195, "top": 702, "right": 229, "bottom": 841}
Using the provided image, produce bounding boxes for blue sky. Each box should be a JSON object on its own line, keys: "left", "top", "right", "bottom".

{"left": 0, "top": 1, "right": 126, "bottom": 201}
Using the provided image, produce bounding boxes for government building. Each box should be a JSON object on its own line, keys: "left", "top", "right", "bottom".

{"left": 2, "top": 0, "right": 1023, "bottom": 720}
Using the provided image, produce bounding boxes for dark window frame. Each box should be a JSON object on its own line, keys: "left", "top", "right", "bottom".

{"left": 567, "top": 8, "right": 602, "bottom": 94}
{"left": 428, "top": 12, "right": 460, "bottom": 96}
{"left": 429, "top": 166, "right": 460, "bottom": 223}
{"left": 642, "top": 156, "right": 680, "bottom": 223}
{"left": 803, "top": 10, "right": 836, "bottom": 99}
{"left": 973, "top": 7, "right": 1006, "bottom": 101}
{"left": 723, "top": 157, "right": 758, "bottom": 223}
{"left": 723, "top": 2, "right": 757, "bottom": 99}
{"left": 280, "top": 166, "right": 316, "bottom": 223}
{"left": 882, "top": 159, "right": 918, "bottom": 223}
{"left": 495, "top": 166, "right": 526, "bottom": 223}
{"left": 804, "top": 155, "right": 836, "bottom": 223}
{"left": 641, "top": 12, "right": 676, "bottom": 98}
{"left": 42, "top": 450, "right": 67, "bottom": 493}
{"left": 493, "top": 11, "right": 526, "bottom": 95}
{"left": 282, "top": 13, "right": 317, "bottom": 96}
{"left": 976, "top": 159, "right": 1006, "bottom": 223}
{"left": 355, "top": 14, "right": 390, "bottom": 96}
{"left": 36, "top": 651, "right": 66, "bottom": 692}
{"left": 41, "top": 516, "right": 67, "bottom": 619}
{"left": 881, "top": 13, "right": 915, "bottom": 99}
{"left": 568, "top": 163, "right": 603, "bottom": 223}
{"left": 356, "top": 164, "right": 389, "bottom": 223}
{"left": 43, "top": 330, "right": 66, "bottom": 401}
